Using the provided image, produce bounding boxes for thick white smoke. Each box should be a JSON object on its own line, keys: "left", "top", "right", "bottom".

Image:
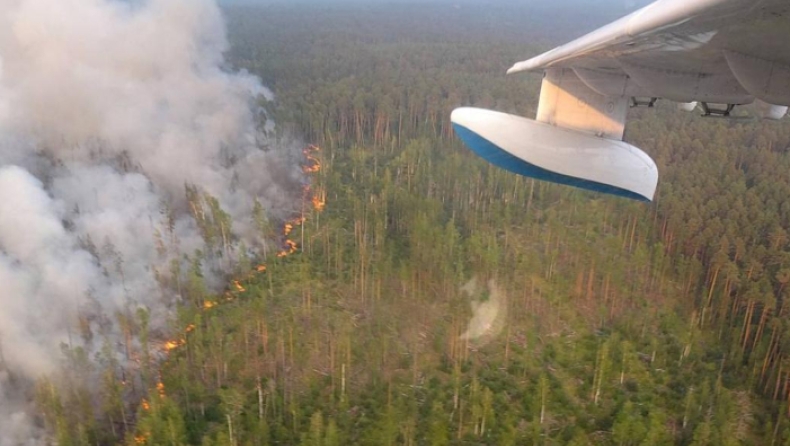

{"left": 0, "top": 0, "right": 300, "bottom": 442}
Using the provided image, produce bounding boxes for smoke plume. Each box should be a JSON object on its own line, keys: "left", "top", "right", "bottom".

{"left": 0, "top": 0, "right": 299, "bottom": 442}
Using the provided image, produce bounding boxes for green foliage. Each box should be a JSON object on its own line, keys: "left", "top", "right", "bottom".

{"left": 132, "top": 397, "right": 188, "bottom": 446}
{"left": 612, "top": 402, "right": 646, "bottom": 445}
{"left": 43, "top": 2, "right": 790, "bottom": 445}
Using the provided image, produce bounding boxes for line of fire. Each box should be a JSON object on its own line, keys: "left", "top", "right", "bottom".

{"left": 136, "top": 145, "right": 325, "bottom": 444}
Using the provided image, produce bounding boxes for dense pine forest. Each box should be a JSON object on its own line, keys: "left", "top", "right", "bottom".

{"left": 34, "top": 2, "right": 790, "bottom": 445}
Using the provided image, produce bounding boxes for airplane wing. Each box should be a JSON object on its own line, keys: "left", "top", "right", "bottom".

{"left": 451, "top": 0, "right": 790, "bottom": 201}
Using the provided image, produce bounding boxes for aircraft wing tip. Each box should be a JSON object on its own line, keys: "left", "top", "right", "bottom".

{"left": 506, "top": 63, "right": 523, "bottom": 75}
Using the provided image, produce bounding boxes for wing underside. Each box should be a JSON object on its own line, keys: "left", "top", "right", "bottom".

{"left": 508, "top": 0, "right": 790, "bottom": 107}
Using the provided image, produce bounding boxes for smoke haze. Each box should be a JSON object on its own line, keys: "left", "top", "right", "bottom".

{"left": 0, "top": 0, "right": 298, "bottom": 443}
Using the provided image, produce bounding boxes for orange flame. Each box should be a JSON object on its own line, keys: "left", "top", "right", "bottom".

{"left": 302, "top": 156, "right": 321, "bottom": 173}
{"left": 303, "top": 183, "right": 326, "bottom": 212}
{"left": 302, "top": 146, "right": 323, "bottom": 207}
{"left": 144, "top": 144, "right": 326, "bottom": 420}
{"left": 277, "top": 239, "right": 298, "bottom": 258}
{"left": 302, "top": 144, "right": 322, "bottom": 174}
{"left": 312, "top": 195, "right": 325, "bottom": 212}
{"left": 164, "top": 340, "right": 181, "bottom": 351}
{"left": 274, "top": 145, "right": 324, "bottom": 259}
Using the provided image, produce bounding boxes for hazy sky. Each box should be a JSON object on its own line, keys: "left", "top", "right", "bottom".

{"left": 219, "top": 0, "right": 650, "bottom": 7}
